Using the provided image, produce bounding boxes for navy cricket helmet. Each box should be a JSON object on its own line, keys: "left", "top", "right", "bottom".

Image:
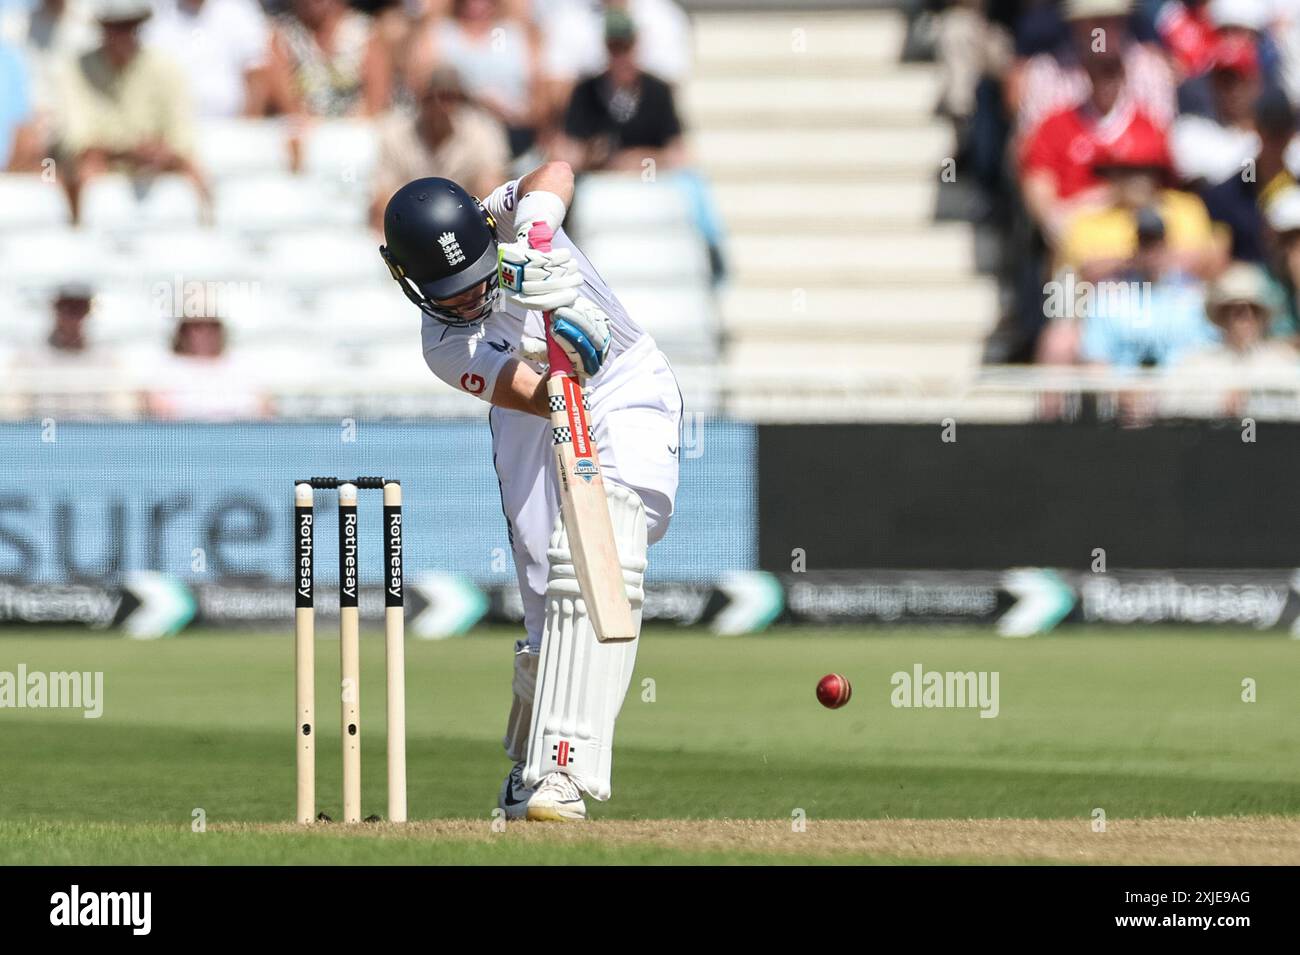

{"left": 379, "top": 178, "right": 500, "bottom": 327}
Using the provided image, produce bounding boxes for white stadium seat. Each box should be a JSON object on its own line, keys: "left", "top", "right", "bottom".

{"left": 80, "top": 173, "right": 204, "bottom": 230}
{"left": 260, "top": 230, "right": 389, "bottom": 288}
{"left": 3, "top": 229, "right": 120, "bottom": 289}
{"left": 196, "top": 118, "right": 291, "bottom": 179}
{"left": 0, "top": 288, "right": 47, "bottom": 346}
{"left": 615, "top": 285, "right": 719, "bottom": 362}
{"left": 315, "top": 285, "right": 421, "bottom": 344}
{"left": 0, "top": 174, "right": 71, "bottom": 230}
{"left": 126, "top": 230, "right": 254, "bottom": 283}
{"left": 301, "top": 119, "right": 380, "bottom": 187}
{"left": 581, "top": 230, "right": 710, "bottom": 286}
{"left": 214, "top": 174, "right": 364, "bottom": 231}
{"left": 569, "top": 173, "right": 693, "bottom": 238}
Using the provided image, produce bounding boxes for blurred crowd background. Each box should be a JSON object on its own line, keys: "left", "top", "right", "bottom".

{"left": 937, "top": 0, "right": 1300, "bottom": 397}
{"left": 4, "top": 0, "right": 1299, "bottom": 423}
{"left": 0, "top": 0, "right": 722, "bottom": 419}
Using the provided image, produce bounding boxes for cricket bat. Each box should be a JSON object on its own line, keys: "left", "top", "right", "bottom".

{"left": 526, "top": 220, "right": 636, "bottom": 643}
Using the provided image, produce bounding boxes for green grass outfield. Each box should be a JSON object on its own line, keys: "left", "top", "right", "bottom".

{"left": 0, "top": 627, "right": 1297, "bottom": 864}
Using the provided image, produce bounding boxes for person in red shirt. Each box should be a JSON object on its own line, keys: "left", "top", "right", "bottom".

{"left": 1020, "top": 54, "right": 1170, "bottom": 245}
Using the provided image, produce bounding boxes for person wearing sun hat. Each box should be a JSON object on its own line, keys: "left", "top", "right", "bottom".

{"left": 56, "top": 0, "right": 203, "bottom": 217}
{"left": 1168, "top": 261, "right": 1298, "bottom": 414}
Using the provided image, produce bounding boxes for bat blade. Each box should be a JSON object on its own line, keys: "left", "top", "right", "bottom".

{"left": 546, "top": 375, "right": 636, "bottom": 643}
{"left": 527, "top": 219, "right": 636, "bottom": 643}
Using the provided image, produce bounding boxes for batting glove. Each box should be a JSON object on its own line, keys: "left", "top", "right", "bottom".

{"left": 498, "top": 241, "right": 582, "bottom": 312}
{"left": 550, "top": 296, "right": 611, "bottom": 379}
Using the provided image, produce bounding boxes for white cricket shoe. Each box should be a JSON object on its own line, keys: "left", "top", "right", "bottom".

{"left": 498, "top": 762, "right": 535, "bottom": 821}
{"left": 526, "top": 772, "right": 588, "bottom": 821}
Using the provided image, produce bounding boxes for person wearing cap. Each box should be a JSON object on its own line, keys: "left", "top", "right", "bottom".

{"left": 1168, "top": 262, "right": 1298, "bottom": 414}
{"left": 553, "top": 8, "right": 684, "bottom": 173}
{"left": 1170, "top": 33, "right": 1263, "bottom": 185}
{"left": 1012, "top": 0, "right": 1175, "bottom": 138}
{"left": 369, "top": 67, "right": 509, "bottom": 232}
{"left": 1058, "top": 118, "right": 1220, "bottom": 280}
{"left": 56, "top": 0, "right": 204, "bottom": 217}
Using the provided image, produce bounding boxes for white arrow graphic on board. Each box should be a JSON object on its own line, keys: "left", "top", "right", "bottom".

{"left": 410, "top": 573, "right": 488, "bottom": 639}
{"left": 122, "top": 572, "right": 196, "bottom": 639}
{"left": 712, "top": 571, "right": 784, "bottom": 636}
{"left": 998, "top": 568, "right": 1074, "bottom": 637}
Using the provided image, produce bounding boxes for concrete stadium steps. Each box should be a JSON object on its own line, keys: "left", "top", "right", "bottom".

{"left": 720, "top": 282, "right": 999, "bottom": 340}
{"left": 712, "top": 179, "right": 941, "bottom": 228}
{"left": 689, "top": 5, "right": 991, "bottom": 400}
{"left": 682, "top": 68, "right": 941, "bottom": 128}
{"left": 692, "top": 11, "right": 906, "bottom": 76}
{"left": 726, "top": 228, "right": 978, "bottom": 285}
{"left": 694, "top": 126, "right": 953, "bottom": 180}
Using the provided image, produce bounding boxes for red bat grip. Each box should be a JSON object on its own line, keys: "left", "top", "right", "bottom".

{"left": 526, "top": 220, "right": 577, "bottom": 379}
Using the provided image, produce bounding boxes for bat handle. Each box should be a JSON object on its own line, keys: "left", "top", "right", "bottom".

{"left": 526, "top": 220, "right": 577, "bottom": 380}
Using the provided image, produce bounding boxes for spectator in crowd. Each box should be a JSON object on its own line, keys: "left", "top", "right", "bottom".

{"left": 266, "top": 0, "right": 391, "bottom": 117}
{"left": 1263, "top": 185, "right": 1300, "bottom": 335}
{"left": 1171, "top": 33, "right": 1262, "bottom": 185}
{"left": 0, "top": 39, "right": 41, "bottom": 170}
{"left": 1168, "top": 261, "right": 1297, "bottom": 414}
{"left": 17, "top": 0, "right": 99, "bottom": 125}
{"left": 43, "top": 283, "right": 98, "bottom": 359}
{"left": 144, "top": 0, "right": 272, "bottom": 118}
{"left": 6, "top": 283, "right": 128, "bottom": 418}
{"left": 1077, "top": 208, "right": 1216, "bottom": 366}
{"left": 56, "top": 0, "right": 206, "bottom": 217}
{"left": 1198, "top": 86, "right": 1297, "bottom": 262}
{"left": 536, "top": 0, "right": 691, "bottom": 124}
{"left": 553, "top": 9, "right": 684, "bottom": 174}
{"left": 406, "top": 0, "right": 539, "bottom": 156}
{"left": 148, "top": 313, "right": 269, "bottom": 420}
{"left": 369, "top": 67, "right": 508, "bottom": 231}
{"left": 937, "top": 0, "right": 1014, "bottom": 123}
{"left": 1011, "top": 0, "right": 1175, "bottom": 138}
{"left": 1058, "top": 119, "right": 1221, "bottom": 281}
{"left": 1019, "top": 56, "right": 1164, "bottom": 242}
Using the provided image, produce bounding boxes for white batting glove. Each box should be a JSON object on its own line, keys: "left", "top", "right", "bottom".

{"left": 549, "top": 296, "right": 611, "bottom": 380}
{"left": 497, "top": 241, "right": 582, "bottom": 312}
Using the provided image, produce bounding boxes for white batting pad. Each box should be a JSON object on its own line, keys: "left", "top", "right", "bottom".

{"left": 502, "top": 640, "right": 539, "bottom": 762}
{"left": 523, "top": 483, "right": 647, "bottom": 800}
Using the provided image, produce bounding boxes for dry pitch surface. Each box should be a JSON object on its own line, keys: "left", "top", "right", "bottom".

{"left": 233, "top": 816, "right": 1300, "bottom": 865}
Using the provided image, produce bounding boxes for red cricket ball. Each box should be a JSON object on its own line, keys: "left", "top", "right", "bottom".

{"left": 816, "top": 673, "right": 852, "bottom": 709}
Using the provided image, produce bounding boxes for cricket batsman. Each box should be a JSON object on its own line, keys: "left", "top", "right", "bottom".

{"left": 378, "top": 163, "right": 682, "bottom": 820}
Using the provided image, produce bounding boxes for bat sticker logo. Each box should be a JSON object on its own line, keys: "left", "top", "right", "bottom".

{"left": 573, "top": 459, "right": 598, "bottom": 483}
